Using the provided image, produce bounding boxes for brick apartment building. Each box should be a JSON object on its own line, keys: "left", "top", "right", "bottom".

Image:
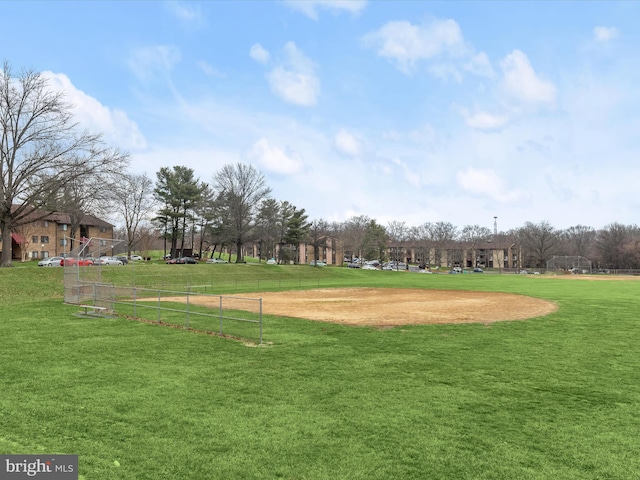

{"left": 1, "top": 210, "right": 114, "bottom": 262}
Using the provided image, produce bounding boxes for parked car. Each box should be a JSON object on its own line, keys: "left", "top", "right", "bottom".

{"left": 473, "top": 267, "right": 484, "bottom": 273}
{"left": 60, "top": 258, "right": 94, "bottom": 267}
{"left": 175, "top": 257, "right": 198, "bottom": 264}
{"left": 347, "top": 262, "right": 360, "bottom": 268}
{"left": 99, "top": 256, "right": 124, "bottom": 266}
{"left": 266, "top": 258, "right": 277, "bottom": 265}
{"left": 310, "top": 260, "right": 327, "bottom": 267}
{"left": 115, "top": 256, "right": 129, "bottom": 265}
{"left": 129, "top": 255, "right": 143, "bottom": 261}
{"left": 206, "top": 257, "right": 228, "bottom": 264}
{"left": 38, "top": 256, "right": 64, "bottom": 267}
{"left": 362, "top": 264, "right": 377, "bottom": 270}
{"left": 383, "top": 262, "right": 407, "bottom": 271}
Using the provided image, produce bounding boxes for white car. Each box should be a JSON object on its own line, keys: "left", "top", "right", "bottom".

{"left": 362, "top": 264, "right": 377, "bottom": 270}
{"left": 266, "top": 258, "right": 277, "bottom": 265}
{"left": 129, "top": 255, "right": 143, "bottom": 261}
{"left": 99, "top": 256, "right": 123, "bottom": 266}
{"left": 206, "top": 258, "right": 228, "bottom": 264}
{"left": 38, "top": 256, "right": 64, "bottom": 267}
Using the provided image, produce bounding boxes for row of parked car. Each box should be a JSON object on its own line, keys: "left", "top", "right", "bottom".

{"left": 164, "top": 256, "right": 230, "bottom": 264}
{"left": 37, "top": 255, "right": 143, "bottom": 267}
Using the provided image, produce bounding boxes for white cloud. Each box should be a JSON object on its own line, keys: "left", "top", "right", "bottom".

{"left": 128, "top": 45, "right": 181, "bottom": 82}
{"left": 246, "top": 138, "right": 304, "bottom": 174}
{"left": 464, "top": 52, "right": 495, "bottom": 78}
{"left": 500, "top": 50, "right": 557, "bottom": 107}
{"left": 456, "top": 167, "right": 523, "bottom": 203}
{"left": 334, "top": 129, "right": 361, "bottom": 157}
{"left": 362, "top": 18, "right": 465, "bottom": 73}
{"left": 391, "top": 157, "right": 421, "bottom": 187}
{"left": 283, "top": 0, "right": 367, "bottom": 20}
{"left": 267, "top": 42, "right": 320, "bottom": 106}
{"left": 465, "top": 112, "right": 509, "bottom": 131}
{"left": 165, "top": 1, "right": 204, "bottom": 26}
{"left": 198, "top": 61, "right": 225, "bottom": 78}
{"left": 43, "top": 72, "right": 146, "bottom": 151}
{"left": 250, "top": 44, "right": 271, "bottom": 64}
{"left": 593, "top": 26, "right": 619, "bottom": 42}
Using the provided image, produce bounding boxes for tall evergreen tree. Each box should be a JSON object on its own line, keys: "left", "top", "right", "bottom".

{"left": 154, "top": 166, "right": 206, "bottom": 257}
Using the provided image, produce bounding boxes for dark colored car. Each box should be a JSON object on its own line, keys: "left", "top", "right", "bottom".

{"left": 473, "top": 267, "right": 484, "bottom": 273}
{"left": 175, "top": 257, "right": 198, "bottom": 264}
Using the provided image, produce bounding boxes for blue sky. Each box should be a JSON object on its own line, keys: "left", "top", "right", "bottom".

{"left": 3, "top": 1, "right": 639, "bottom": 231}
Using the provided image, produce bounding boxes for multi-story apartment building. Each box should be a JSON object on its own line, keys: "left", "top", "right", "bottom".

{"left": 1, "top": 210, "right": 114, "bottom": 261}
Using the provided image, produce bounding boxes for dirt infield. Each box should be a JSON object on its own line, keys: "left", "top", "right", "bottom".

{"left": 172, "top": 288, "right": 558, "bottom": 327}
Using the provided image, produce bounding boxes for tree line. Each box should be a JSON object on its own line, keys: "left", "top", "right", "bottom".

{"left": 124, "top": 165, "right": 640, "bottom": 270}
{"left": 2, "top": 62, "right": 638, "bottom": 269}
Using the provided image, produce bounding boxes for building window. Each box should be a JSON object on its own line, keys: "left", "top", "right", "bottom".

{"left": 32, "top": 236, "right": 38, "bottom": 244}
{"left": 61, "top": 224, "right": 68, "bottom": 231}
{"left": 40, "top": 236, "right": 49, "bottom": 244}
{"left": 100, "top": 226, "right": 106, "bottom": 233}
{"left": 43, "top": 221, "right": 49, "bottom": 227}
{"left": 31, "top": 251, "right": 38, "bottom": 259}
{"left": 41, "top": 251, "right": 49, "bottom": 259}
{"left": 99, "top": 240, "right": 107, "bottom": 246}
{"left": 60, "top": 238, "right": 68, "bottom": 246}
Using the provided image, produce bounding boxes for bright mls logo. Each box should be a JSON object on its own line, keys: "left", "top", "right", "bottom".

{"left": 0, "top": 455, "right": 77, "bottom": 479}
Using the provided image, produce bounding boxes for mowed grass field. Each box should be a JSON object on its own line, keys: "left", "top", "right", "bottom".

{"left": 1, "top": 263, "right": 640, "bottom": 479}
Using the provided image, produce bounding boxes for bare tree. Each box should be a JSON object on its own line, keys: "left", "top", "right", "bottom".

{"left": 306, "top": 219, "right": 329, "bottom": 264}
{"left": 0, "top": 62, "right": 129, "bottom": 266}
{"left": 113, "top": 173, "right": 155, "bottom": 258}
{"left": 387, "top": 220, "right": 409, "bottom": 265}
{"left": 212, "top": 163, "right": 271, "bottom": 263}
{"left": 340, "top": 215, "right": 372, "bottom": 260}
{"left": 518, "top": 221, "right": 560, "bottom": 268}
{"left": 135, "top": 222, "right": 160, "bottom": 259}
{"left": 460, "top": 225, "right": 492, "bottom": 267}
{"left": 562, "top": 225, "right": 596, "bottom": 258}
{"left": 409, "top": 224, "right": 430, "bottom": 266}
{"left": 426, "top": 221, "right": 458, "bottom": 266}
{"left": 594, "top": 223, "right": 636, "bottom": 269}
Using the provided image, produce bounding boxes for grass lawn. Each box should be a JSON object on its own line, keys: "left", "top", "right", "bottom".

{"left": 1, "top": 264, "right": 640, "bottom": 479}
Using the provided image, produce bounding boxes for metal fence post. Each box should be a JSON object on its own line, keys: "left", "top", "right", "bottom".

{"left": 219, "top": 296, "right": 223, "bottom": 335}
{"left": 259, "top": 298, "right": 263, "bottom": 345}
{"left": 185, "top": 293, "right": 190, "bottom": 329}
{"left": 157, "top": 291, "right": 161, "bottom": 324}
